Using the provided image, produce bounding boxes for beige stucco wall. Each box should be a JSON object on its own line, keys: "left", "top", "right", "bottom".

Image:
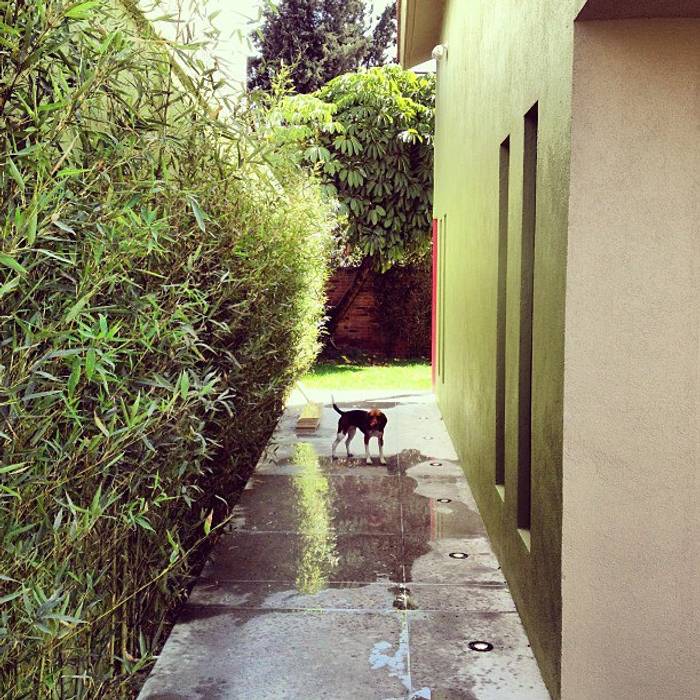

{"left": 562, "top": 18, "right": 699, "bottom": 700}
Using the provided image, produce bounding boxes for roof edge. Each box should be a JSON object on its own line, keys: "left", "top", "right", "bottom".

{"left": 577, "top": 0, "right": 700, "bottom": 20}
{"left": 398, "top": 0, "right": 445, "bottom": 69}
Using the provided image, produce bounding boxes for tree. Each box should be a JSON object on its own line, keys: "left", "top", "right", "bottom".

{"left": 297, "top": 66, "right": 435, "bottom": 335}
{"left": 248, "top": 0, "right": 397, "bottom": 93}
{"left": 365, "top": 1, "right": 397, "bottom": 67}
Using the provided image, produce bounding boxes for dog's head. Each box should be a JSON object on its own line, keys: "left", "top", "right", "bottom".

{"left": 368, "top": 408, "right": 383, "bottom": 430}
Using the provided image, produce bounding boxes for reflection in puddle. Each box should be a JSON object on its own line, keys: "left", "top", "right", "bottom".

{"left": 292, "top": 444, "right": 339, "bottom": 594}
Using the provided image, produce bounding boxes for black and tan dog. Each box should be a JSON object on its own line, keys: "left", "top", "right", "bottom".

{"left": 330, "top": 396, "right": 388, "bottom": 465}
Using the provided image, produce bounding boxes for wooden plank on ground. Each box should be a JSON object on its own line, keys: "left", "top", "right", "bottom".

{"left": 296, "top": 402, "right": 322, "bottom": 432}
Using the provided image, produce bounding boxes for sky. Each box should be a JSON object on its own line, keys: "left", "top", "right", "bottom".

{"left": 145, "top": 0, "right": 399, "bottom": 89}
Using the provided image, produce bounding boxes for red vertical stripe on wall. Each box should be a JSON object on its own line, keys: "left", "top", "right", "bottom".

{"left": 431, "top": 218, "right": 438, "bottom": 387}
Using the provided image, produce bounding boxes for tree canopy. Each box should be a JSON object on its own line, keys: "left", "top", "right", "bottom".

{"left": 312, "top": 66, "right": 435, "bottom": 271}
{"left": 248, "top": 0, "right": 398, "bottom": 93}
{"left": 277, "top": 65, "right": 434, "bottom": 335}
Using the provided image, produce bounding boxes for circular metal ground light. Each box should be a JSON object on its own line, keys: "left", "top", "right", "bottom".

{"left": 437, "top": 498, "right": 452, "bottom": 503}
{"left": 430, "top": 461, "right": 442, "bottom": 467}
{"left": 468, "top": 641, "right": 494, "bottom": 652}
{"left": 449, "top": 552, "right": 469, "bottom": 559}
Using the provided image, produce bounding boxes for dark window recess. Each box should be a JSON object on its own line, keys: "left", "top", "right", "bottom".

{"left": 518, "top": 103, "right": 538, "bottom": 531}
{"left": 439, "top": 215, "right": 447, "bottom": 383}
{"left": 496, "top": 136, "right": 510, "bottom": 488}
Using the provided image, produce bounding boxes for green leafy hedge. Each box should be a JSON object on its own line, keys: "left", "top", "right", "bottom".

{"left": 0, "top": 2, "right": 334, "bottom": 696}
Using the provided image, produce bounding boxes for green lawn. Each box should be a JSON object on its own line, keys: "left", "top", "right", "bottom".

{"left": 301, "top": 360, "right": 431, "bottom": 391}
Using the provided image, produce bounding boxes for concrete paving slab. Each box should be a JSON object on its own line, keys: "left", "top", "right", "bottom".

{"left": 138, "top": 607, "right": 411, "bottom": 700}
{"left": 403, "top": 536, "right": 505, "bottom": 585}
{"left": 257, "top": 443, "right": 403, "bottom": 477}
{"left": 398, "top": 583, "right": 516, "bottom": 614}
{"left": 188, "top": 580, "right": 398, "bottom": 611}
{"left": 407, "top": 611, "right": 548, "bottom": 700}
{"left": 138, "top": 390, "right": 548, "bottom": 700}
{"left": 400, "top": 475, "right": 487, "bottom": 540}
{"left": 403, "top": 459, "right": 465, "bottom": 479}
{"left": 206, "top": 531, "right": 404, "bottom": 584}
{"left": 230, "top": 473, "right": 402, "bottom": 534}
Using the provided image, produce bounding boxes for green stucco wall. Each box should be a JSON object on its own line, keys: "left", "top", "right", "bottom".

{"left": 433, "top": 2, "right": 586, "bottom": 696}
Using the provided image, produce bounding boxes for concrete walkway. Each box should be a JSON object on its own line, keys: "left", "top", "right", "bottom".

{"left": 138, "top": 390, "right": 548, "bottom": 700}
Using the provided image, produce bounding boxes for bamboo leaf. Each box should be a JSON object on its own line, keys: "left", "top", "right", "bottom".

{"left": 134, "top": 516, "right": 155, "bottom": 532}
{"left": 6, "top": 158, "right": 25, "bottom": 192}
{"left": 179, "top": 371, "right": 190, "bottom": 399}
{"left": 93, "top": 412, "right": 109, "bottom": 438}
{"left": 0, "top": 590, "right": 22, "bottom": 605}
{"left": 85, "top": 348, "right": 96, "bottom": 380}
{"left": 68, "top": 359, "right": 81, "bottom": 394}
{"left": 26, "top": 209, "right": 37, "bottom": 244}
{"left": 0, "top": 276, "right": 21, "bottom": 298}
{"left": 189, "top": 198, "right": 207, "bottom": 233}
{"left": 0, "top": 254, "right": 27, "bottom": 275}
{"left": 65, "top": 294, "right": 91, "bottom": 323}
{"left": 65, "top": 2, "right": 101, "bottom": 20}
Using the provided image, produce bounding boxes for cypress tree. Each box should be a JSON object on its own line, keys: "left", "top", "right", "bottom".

{"left": 248, "top": 0, "right": 397, "bottom": 93}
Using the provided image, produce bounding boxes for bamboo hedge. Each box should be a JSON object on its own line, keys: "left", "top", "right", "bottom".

{"left": 0, "top": 1, "right": 335, "bottom": 696}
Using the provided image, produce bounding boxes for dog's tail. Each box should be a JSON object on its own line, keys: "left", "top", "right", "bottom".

{"left": 331, "top": 395, "right": 344, "bottom": 415}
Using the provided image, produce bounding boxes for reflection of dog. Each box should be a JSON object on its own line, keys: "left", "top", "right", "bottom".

{"left": 331, "top": 397, "right": 388, "bottom": 465}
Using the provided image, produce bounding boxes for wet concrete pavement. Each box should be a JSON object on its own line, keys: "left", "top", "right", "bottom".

{"left": 138, "top": 390, "right": 549, "bottom": 700}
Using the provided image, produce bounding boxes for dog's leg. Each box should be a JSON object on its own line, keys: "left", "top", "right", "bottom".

{"left": 345, "top": 426, "right": 356, "bottom": 458}
{"left": 331, "top": 432, "right": 344, "bottom": 460}
{"left": 378, "top": 434, "right": 386, "bottom": 465}
{"left": 364, "top": 434, "right": 372, "bottom": 464}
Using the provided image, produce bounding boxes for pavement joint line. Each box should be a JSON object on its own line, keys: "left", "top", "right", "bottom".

{"left": 179, "top": 606, "right": 522, "bottom": 617}
{"left": 197, "top": 578, "right": 510, "bottom": 587}
{"left": 400, "top": 609, "right": 413, "bottom": 695}
{"left": 183, "top": 605, "right": 406, "bottom": 614}
{"left": 186, "top": 601, "right": 519, "bottom": 614}
{"left": 196, "top": 578, "right": 405, "bottom": 585}
{"left": 225, "top": 529, "right": 402, "bottom": 536}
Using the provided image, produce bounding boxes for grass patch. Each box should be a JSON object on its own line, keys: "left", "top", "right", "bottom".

{"left": 302, "top": 360, "right": 431, "bottom": 391}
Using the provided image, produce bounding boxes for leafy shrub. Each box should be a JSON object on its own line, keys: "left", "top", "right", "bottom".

{"left": 312, "top": 66, "right": 434, "bottom": 271}
{"left": 0, "top": 1, "right": 334, "bottom": 696}
{"left": 276, "top": 66, "right": 434, "bottom": 341}
{"left": 276, "top": 66, "right": 434, "bottom": 271}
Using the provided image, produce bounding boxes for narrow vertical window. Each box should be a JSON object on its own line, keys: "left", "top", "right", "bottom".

{"left": 495, "top": 137, "right": 510, "bottom": 488}
{"left": 518, "top": 104, "right": 538, "bottom": 531}
{"left": 439, "top": 215, "right": 447, "bottom": 383}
